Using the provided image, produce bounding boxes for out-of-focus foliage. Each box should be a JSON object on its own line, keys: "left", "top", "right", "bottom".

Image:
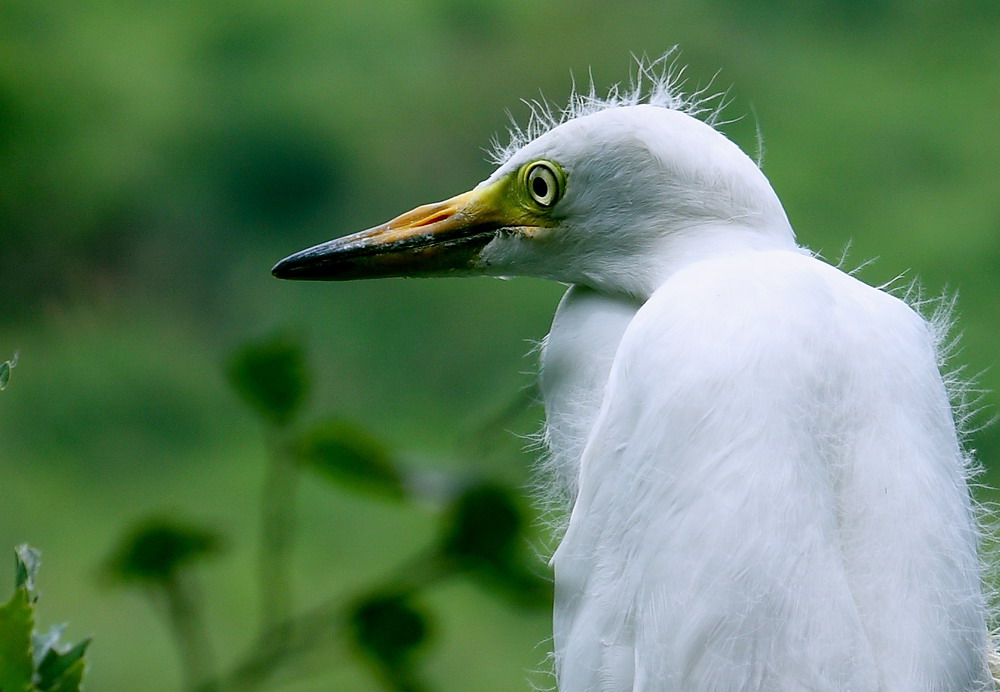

{"left": 102, "top": 335, "right": 548, "bottom": 690}
{"left": 294, "top": 420, "right": 404, "bottom": 498}
{"left": 440, "top": 484, "right": 550, "bottom": 608}
{"left": 350, "top": 594, "right": 430, "bottom": 692}
{"left": 0, "top": 0, "right": 997, "bottom": 689}
{"left": 228, "top": 337, "right": 309, "bottom": 426}
{"left": 105, "top": 520, "right": 221, "bottom": 586}
{"left": 0, "top": 353, "right": 17, "bottom": 391}
{"left": 0, "top": 546, "right": 90, "bottom": 692}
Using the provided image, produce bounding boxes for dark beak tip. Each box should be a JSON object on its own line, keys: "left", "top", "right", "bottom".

{"left": 272, "top": 250, "right": 316, "bottom": 280}
{"left": 271, "top": 258, "right": 293, "bottom": 280}
{"left": 272, "top": 240, "right": 347, "bottom": 281}
{"left": 271, "top": 259, "right": 291, "bottom": 279}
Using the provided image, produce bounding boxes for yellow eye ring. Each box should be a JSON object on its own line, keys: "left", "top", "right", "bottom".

{"left": 524, "top": 161, "right": 564, "bottom": 208}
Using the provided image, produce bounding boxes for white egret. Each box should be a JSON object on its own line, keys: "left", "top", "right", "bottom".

{"left": 273, "top": 59, "right": 996, "bottom": 690}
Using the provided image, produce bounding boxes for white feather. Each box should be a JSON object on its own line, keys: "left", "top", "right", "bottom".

{"left": 539, "top": 286, "right": 640, "bottom": 503}
{"left": 548, "top": 251, "right": 992, "bottom": 690}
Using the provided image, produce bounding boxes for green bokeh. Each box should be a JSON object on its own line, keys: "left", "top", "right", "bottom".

{"left": 1, "top": 1, "right": 998, "bottom": 689}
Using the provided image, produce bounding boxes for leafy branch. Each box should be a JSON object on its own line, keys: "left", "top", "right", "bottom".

{"left": 105, "top": 334, "right": 549, "bottom": 691}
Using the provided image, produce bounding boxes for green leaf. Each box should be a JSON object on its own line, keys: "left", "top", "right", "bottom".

{"left": 0, "top": 589, "right": 34, "bottom": 692}
{"left": 440, "top": 483, "right": 522, "bottom": 568}
{"left": 0, "top": 547, "right": 90, "bottom": 691}
{"left": 438, "top": 485, "right": 551, "bottom": 608}
{"left": 227, "top": 336, "right": 308, "bottom": 425}
{"left": 35, "top": 633, "right": 91, "bottom": 691}
{"left": 293, "top": 420, "right": 404, "bottom": 497}
{"left": 105, "top": 518, "right": 220, "bottom": 585}
{"left": 349, "top": 593, "right": 428, "bottom": 667}
{"left": 47, "top": 657, "right": 85, "bottom": 692}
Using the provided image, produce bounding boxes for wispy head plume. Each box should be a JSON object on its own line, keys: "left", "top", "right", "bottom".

{"left": 488, "top": 49, "right": 731, "bottom": 166}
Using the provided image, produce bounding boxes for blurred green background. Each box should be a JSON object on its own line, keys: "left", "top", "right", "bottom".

{"left": 1, "top": 0, "right": 998, "bottom": 689}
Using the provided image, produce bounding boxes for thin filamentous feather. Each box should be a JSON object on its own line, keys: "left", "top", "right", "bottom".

{"left": 902, "top": 283, "right": 1000, "bottom": 671}
{"left": 488, "top": 50, "right": 729, "bottom": 167}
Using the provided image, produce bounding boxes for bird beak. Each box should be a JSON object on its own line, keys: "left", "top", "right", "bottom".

{"left": 272, "top": 184, "right": 512, "bottom": 281}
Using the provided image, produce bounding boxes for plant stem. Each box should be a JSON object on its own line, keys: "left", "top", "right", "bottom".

{"left": 202, "top": 551, "right": 452, "bottom": 691}
{"left": 162, "top": 573, "right": 218, "bottom": 692}
{"left": 257, "top": 428, "right": 299, "bottom": 646}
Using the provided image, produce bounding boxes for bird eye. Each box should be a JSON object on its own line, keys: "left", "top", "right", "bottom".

{"left": 525, "top": 162, "right": 563, "bottom": 208}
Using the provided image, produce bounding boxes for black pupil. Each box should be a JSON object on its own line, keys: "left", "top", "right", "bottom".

{"left": 532, "top": 173, "right": 549, "bottom": 200}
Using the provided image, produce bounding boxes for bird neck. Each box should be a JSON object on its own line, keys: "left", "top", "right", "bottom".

{"left": 584, "top": 220, "right": 800, "bottom": 301}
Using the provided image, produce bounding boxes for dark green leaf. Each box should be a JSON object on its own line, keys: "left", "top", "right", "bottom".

{"left": 0, "top": 589, "right": 34, "bottom": 692}
{"left": 440, "top": 483, "right": 522, "bottom": 568}
{"left": 228, "top": 336, "right": 308, "bottom": 425}
{"left": 106, "top": 518, "right": 220, "bottom": 585}
{"left": 47, "top": 657, "right": 85, "bottom": 692}
{"left": 294, "top": 420, "right": 404, "bottom": 497}
{"left": 36, "top": 634, "right": 91, "bottom": 691}
{"left": 438, "top": 486, "right": 551, "bottom": 608}
{"left": 349, "top": 594, "right": 428, "bottom": 666}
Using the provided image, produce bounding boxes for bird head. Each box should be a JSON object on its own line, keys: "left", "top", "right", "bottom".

{"left": 273, "top": 91, "right": 795, "bottom": 298}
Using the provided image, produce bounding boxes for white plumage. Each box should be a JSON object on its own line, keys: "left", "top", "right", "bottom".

{"left": 273, "top": 59, "right": 994, "bottom": 690}
{"left": 544, "top": 255, "right": 989, "bottom": 690}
